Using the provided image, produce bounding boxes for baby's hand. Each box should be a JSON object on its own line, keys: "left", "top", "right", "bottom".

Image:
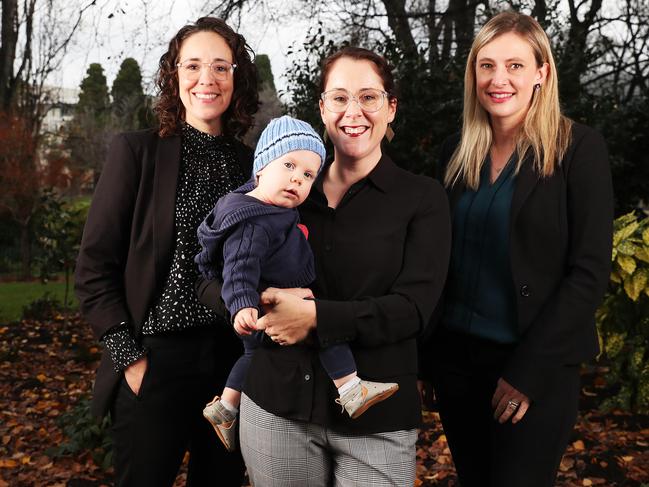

{"left": 233, "top": 307, "right": 258, "bottom": 335}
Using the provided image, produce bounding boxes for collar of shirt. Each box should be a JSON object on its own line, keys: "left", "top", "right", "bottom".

{"left": 182, "top": 121, "right": 230, "bottom": 150}
{"left": 310, "top": 154, "right": 396, "bottom": 206}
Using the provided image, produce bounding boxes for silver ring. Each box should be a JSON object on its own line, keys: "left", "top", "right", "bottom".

{"left": 507, "top": 400, "right": 520, "bottom": 409}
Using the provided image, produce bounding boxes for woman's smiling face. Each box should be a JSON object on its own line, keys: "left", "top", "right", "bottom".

{"left": 320, "top": 57, "right": 396, "bottom": 165}
{"left": 177, "top": 30, "right": 235, "bottom": 135}
{"left": 475, "top": 31, "right": 547, "bottom": 128}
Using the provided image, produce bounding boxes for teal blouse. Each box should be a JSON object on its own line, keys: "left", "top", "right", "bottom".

{"left": 442, "top": 155, "right": 519, "bottom": 343}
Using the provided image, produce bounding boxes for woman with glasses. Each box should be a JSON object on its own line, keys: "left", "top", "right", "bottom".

{"left": 75, "top": 17, "right": 257, "bottom": 486}
{"left": 233, "top": 46, "right": 451, "bottom": 486}
{"left": 418, "top": 12, "right": 613, "bottom": 486}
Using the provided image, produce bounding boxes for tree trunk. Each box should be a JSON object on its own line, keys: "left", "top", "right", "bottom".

{"left": 382, "top": 0, "right": 418, "bottom": 56}
{"left": 532, "top": 0, "right": 549, "bottom": 29}
{"left": 19, "top": 220, "right": 32, "bottom": 280}
{"left": 427, "top": 0, "right": 440, "bottom": 66}
{"left": 1, "top": 0, "right": 19, "bottom": 109}
{"left": 64, "top": 265, "right": 70, "bottom": 321}
{"left": 448, "top": 0, "right": 478, "bottom": 62}
{"left": 558, "top": 0, "right": 603, "bottom": 105}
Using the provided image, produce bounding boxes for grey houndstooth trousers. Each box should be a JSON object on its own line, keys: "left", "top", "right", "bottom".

{"left": 239, "top": 393, "right": 417, "bottom": 486}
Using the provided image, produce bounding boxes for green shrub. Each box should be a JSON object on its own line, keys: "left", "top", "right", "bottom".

{"left": 33, "top": 190, "right": 88, "bottom": 315}
{"left": 21, "top": 292, "right": 64, "bottom": 321}
{"left": 48, "top": 397, "right": 113, "bottom": 471}
{"left": 597, "top": 212, "right": 649, "bottom": 413}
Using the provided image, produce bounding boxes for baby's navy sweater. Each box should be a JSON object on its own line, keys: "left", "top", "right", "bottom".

{"left": 195, "top": 181, "right": 315, "bottom": 316}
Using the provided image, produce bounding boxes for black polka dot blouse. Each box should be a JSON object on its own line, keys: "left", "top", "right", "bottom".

{"left": 102, "top": 123, "right": 247, "bottom": 371}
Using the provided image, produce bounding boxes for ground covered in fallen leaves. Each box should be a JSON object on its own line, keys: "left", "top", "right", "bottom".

{"left": 1, "top": 314, "right": 648, "bottom": 486}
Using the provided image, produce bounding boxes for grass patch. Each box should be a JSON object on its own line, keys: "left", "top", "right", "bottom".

{"left": 0, "top": 279, "right": 77, "bottom": 323}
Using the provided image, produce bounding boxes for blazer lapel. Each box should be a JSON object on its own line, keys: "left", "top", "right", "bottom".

{"left": 511, "top": 155, "right": 538, "bottom": 224}
{"left": 153, "top": 135, "right": 182, "bottom": 287}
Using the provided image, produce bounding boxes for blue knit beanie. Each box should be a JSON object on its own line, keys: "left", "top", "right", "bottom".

{"left": 253, "top": 116, "right": 326, "bottom": 177}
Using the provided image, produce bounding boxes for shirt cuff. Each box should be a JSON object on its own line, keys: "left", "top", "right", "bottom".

{"left": 101, "top": 323, "right": 146, "bottom": 372}
{"left": 315, "top": 299, "right": 357, "bottom": 348}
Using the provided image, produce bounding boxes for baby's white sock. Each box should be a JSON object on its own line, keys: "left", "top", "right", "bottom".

{"left": 337, "top": 376, "right": 361, "bottom": 396}
{"left": 221, "top": 399, "right": 239, "bottom": 416}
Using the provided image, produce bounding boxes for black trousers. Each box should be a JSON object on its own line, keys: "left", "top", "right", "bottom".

{"left": 110, "top": 326, "right": 246, "bottom": 487}
{"left": 430, "top": 329, "right": 580, "bottom": 487}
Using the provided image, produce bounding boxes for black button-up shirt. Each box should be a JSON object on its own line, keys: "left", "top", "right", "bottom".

{"left": 244, "top": 155, "right": 451, "bottom": 434}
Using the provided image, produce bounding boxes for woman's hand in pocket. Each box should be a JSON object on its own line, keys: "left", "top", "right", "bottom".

{"left": 124, "top": 355, "right": 148, "bottom": 395}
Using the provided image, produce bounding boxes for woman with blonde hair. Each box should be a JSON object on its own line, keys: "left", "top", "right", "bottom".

{"left": 419, "top": 11, "right": 613, "bottom": 486}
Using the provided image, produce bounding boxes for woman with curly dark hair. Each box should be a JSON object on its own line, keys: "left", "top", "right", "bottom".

{"left": 75, "top": 17, "right": 258, "bottom": 486}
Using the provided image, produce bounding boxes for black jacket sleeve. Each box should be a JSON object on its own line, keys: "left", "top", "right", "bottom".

{"left": 502, "top": 126, "right": 614, "bottom": 399}
{"left": 74, "top": 133, "right": 141, "bottom": 341}
{"left": 194, "top": 277, "right": 228, "bottom": 317}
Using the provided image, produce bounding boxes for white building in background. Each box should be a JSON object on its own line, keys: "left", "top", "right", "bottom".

{"left": 41, "top": 86, "right": 79, "bottom": 133}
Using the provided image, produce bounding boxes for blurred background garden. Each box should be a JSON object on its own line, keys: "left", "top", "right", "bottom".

{"left": 0, "top": 0, "right": 648, "bottom": 485}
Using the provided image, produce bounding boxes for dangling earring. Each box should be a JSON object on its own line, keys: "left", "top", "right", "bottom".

{"left": 385, "top": 124, "right": 395, "bottom": 143}
{"left": 534, "top": 83, "right": 541, "bottom": 91}
{"left": 322, "top": 128, "right": 329, "bottom": 143}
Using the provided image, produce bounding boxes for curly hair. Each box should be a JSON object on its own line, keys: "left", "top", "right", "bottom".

{"left": 154, "top": 17, "right": 258, "bottom": 138}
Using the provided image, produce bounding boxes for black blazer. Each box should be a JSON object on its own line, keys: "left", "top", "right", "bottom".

{"left": 425, "top": 122, "right": 613, "bottom": 399}
{"left": 74, "top": 129, "right": 252, "bottom": 417}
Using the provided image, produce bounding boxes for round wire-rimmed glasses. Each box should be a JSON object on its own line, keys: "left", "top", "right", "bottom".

{"left": 320, "top": 88, "right": 389, "bottom": 113}
{"left": 176, "top": 60, "right": 237, "bottom": 81}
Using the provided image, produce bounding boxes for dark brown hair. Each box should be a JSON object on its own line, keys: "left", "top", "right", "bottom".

{"left": 319, "top": 47, "right": 397, "bottom": 99}
{"left": 154, "top": 17, "right": 258, "bottom": 138}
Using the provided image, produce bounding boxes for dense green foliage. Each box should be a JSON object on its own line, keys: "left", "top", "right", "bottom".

{"left": 595, "top": 99, "right": 649, "bottom": 214}
{"left": 597, "top": 213, "right": 649, "bottom": 413}
{"left": 65, "top": 63, "right": 112, "bottom": 191}
{"left": 77, "top": 63, "right": 110, "bottom": 124}
{"left": 111, "top": 57, "right": 151, "bottom": 130}
{"left": 111, "top": 58, "right": 143, "bottom": 107}
{"left": 244, "top": 53, "right": 284, "bottom": 146}
{"left": 256, "top": 54, "right": 276, "bottom": 92}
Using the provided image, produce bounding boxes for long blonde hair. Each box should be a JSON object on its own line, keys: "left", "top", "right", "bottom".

{"left": 445, "top": 11, "right": 572, "bottom": 189}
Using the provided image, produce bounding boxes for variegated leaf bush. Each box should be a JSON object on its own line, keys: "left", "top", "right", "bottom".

{"left": 597, "top": 212, "right": 649, "bottom": 413}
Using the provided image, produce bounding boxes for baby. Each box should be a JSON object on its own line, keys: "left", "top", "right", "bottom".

{"left": 194, "top": 116, "right": 398, "bottom": 451}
